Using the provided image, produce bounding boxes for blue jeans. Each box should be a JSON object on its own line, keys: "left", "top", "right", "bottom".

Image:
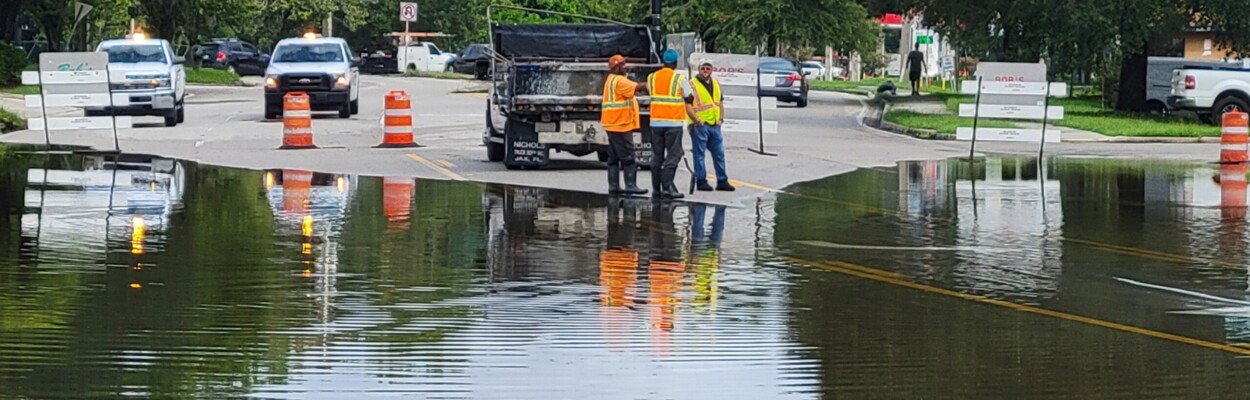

{"left": 690, "top": 124, "right": 728, "bottom": 183}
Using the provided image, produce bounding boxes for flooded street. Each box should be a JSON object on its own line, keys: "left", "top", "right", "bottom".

{"left": 4, "top": 152, "right": 1250, "bottom": 398}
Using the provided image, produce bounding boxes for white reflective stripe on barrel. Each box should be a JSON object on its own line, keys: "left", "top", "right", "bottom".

{"left": 283, "top": 127, "right": 313, "bottom": 135}
{"left": 283, "top": 110, "right": 312, "bottom": 118}
{"left": 384, "top": 109, "right": 411, "bottom": 117}
{"left": 1223, "top": 127, "right": 1250, "bottom": 134}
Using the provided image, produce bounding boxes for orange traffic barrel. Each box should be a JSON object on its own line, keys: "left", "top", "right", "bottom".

{"left": 1222, "top": 164, "right": 1248, "bottom": 220}
{"left": 280, "top": 92, "right": 316, "bottom": 150}
{"left": 281, "top": 169, "right": 313, "bottom": 213}
{"left": 1221, "top": 111, "right": 1249, "bottom": 163}
{"left": 383, "top": 177, "right": 414, "bottom": 224}
{"left": 377, "top": 90, "right": 422, "bottom": 148}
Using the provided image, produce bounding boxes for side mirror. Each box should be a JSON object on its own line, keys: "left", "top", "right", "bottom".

{"left": 351, "top": 58, "right": 362, "bottom": 67}
{"left": 174, "top": 56, "right": 185, "bottom": 64}
{"left": 803, "top": 71, "right": 813, "bottom": 76}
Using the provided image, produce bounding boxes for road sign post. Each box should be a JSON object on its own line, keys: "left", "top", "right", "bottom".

{"left": 400, "top": 2, "right": 418, "bottom": 46}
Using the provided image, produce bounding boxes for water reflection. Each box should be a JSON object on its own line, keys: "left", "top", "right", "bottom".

{"left": 13, "top": 152, "right": 1250, "bottom": 398}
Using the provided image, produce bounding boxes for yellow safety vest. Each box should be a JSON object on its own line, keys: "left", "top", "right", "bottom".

{"left": 601, "top": 74, "right": 640, "bottom": 133}
{"left": 688, "top": 77, "right": 722, "bottom": 125}
{"left": 647, "top": 68, "right": 686, "bottom": 123}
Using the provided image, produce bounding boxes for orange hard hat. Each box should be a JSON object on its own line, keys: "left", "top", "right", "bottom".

{"left": 609, "top": 54, "right": 626, "bottom": 68}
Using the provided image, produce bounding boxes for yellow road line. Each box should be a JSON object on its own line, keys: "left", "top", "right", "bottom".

{"left": 437, "top": 159, "right": 458, "bottom": 169}
{"left": 789, "top": 257, "right": 1250, "bottom": 357}
{"left": 406, "top": 153, "right": 466, "bottom": 181}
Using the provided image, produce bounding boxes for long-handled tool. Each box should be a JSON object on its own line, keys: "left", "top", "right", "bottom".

{"left": 682, "top": 155, "right": 696, "bottom": 195}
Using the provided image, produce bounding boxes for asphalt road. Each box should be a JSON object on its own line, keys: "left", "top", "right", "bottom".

{"left": 0, "top": 75, "right": 1224, "bottom": 205}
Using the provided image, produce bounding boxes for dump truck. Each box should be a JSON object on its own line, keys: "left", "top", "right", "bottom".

{"left": 483, "top": 8, "right": 661, "bottom": 170}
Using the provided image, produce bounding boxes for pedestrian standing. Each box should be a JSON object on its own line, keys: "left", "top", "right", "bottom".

{"left": 905, "top": 43, "right": 927, "bottom": 96}
{"left": 688, "top": 60, "right": 734, "bottom": 192}
{"left": 601, "top": 54, "right": 649, "bottom": 196}
{"left": 647, "top": 49, "right": 691, "bottom": 199}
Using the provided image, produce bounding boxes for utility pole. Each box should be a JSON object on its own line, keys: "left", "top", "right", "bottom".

{"left": 648, "top": 0, "right": 662, "bottom": 59}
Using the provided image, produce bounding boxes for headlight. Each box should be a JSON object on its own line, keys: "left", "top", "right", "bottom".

{"left": 265, "top": 75, "right": 279, "bottom": 89}
{"left": 334, "top": 73, "right": 349, "bottom": 89}
{"left": 150, "top": 79, "right": 171, "bottom": 88}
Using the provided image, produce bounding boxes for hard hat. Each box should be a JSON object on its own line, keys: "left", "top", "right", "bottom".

{"left": 662, "top": 49, "right": 680, "bottom": 64}
{"left": 699, "top": 58, "right": 713, "bottom": 67}
{"left": 609, "top": 54, "right": 626, "bottom": 69}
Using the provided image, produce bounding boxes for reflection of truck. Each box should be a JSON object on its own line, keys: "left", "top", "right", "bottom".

{"left": 484, "top": 7, "right": 660, "bottom": 169}
{"left": 482, "top": 185, "right": 610, "bottom": 280}
{"left": 1169, "top": 64, "right": 1250, "bottom": 124}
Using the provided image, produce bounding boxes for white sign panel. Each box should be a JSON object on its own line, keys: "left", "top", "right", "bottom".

{"left": 724, "top": 119, "right": 778, "bottom": 134}
{"left": 956, "top": 127, "right": 1060, "bottom": 143}
{"left": 26, "top": 93, "right": 130, "bottom": 108}
{"left": 961, "top": 81, "right": 1068, "bottom": 97}
{"left": 724, "top": 95, "right": 777, "bottom": 110}
{"left": 30, "top": 116, "right": 133, "bottom": 131}
{"left": 958, "top": 104, "right": 1064, "bottom": 120}
{"left": 400, "top": 2, "right": 418, "bottom": 22}
{"left": 941, "top": 56, "right": 955, "bottom": 72}
{"left": 715, "top": 73, "right": 758, "bottom": 87}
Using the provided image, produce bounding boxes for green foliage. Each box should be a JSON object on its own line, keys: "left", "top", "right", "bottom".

{"left": 0, "top": 85, "right": 39, "bottom": 96}
{"left": 1055, "top": 113, "right": 1219, "bottom": 137}
{"left": 0, "top": 108, "right": 27, "bottom": 133}
{"left": 667, "top": 0, "right": 879, "bottom": 56}
{"left": 404, "top": 70, "right": 472, "bottom": 80}
{"left": 810, "top": 77, "right": 889, "bottom": 94}
{"left": 186, "top": 68, "right": 242, "bottom": 85}
{"left": 0, "top": 42, "right": 27, "bottom": 86}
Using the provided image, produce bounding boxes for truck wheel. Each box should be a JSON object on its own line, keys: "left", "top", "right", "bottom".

{"left": 597, "top": 150, "right": 609, "bottom": 162}
{"left": 487, "top": 140, "right": 505, "bottom": 162}
{"left": 176, "top": 100, "right": 186, "bottom": 123}
{"left": 338, "top": 101, "right": 351, "bottom": 118}
{"left": 350, "top": 99, "right": 359, "bottom": 115}
{"left": 1213, "top": 96, "right": 1249, "bottom": 125}
{"left": 164, "top": 111, "right": 178, "bottom": 127}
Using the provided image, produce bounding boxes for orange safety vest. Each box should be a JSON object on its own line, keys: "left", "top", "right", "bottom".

{"left": 601, "top": 74, "right": 641, "bottom": 133}
{"left": 647, "top": 68, "right": 686, "bottom": 123}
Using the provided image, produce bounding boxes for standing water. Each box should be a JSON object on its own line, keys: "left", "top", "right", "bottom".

{"left": 3, "top": 153, "right": 1250, "bottom": 398}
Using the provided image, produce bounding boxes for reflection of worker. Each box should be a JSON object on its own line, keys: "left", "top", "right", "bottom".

{"left": 600, "top": 199, "right": 640, "bottom": 348}
{"left": 601, "top": 55, "right": 649, "bottom": 196}
{"left": 689, "top": 204, "right": 725, "bottom": 308}
{"left": 905, "top": 43, "right": 926, "bottom": 96}
{"left": 647, "top": 201, "right": 685, "bottom": 335}
{"left": 600, "top": 199, "right": 640, "bottom": 307}
{"left": 647, "top": 49, "right": 691, "bottom": 199}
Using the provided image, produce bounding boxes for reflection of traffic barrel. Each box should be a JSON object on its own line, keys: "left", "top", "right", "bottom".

{"left": 383, "top": 177, "right": 414, "bottom": 223}
{"left": 1221, "top": 111, "right": 1249, "bottom": 164}
{"left": 281, "top": 169, "right": 313, "bottom": 213}
{"left": 599, "top": 248, "right": 638, "bottom": 348}
{"left": 1222, "top": 164, "right": 1248, "bottom": 219}
{"left": 377, "top": 90, "right": 422, "bottom": 148}
{"left": 280, "top": 92, "right": 317, "bottom": 150}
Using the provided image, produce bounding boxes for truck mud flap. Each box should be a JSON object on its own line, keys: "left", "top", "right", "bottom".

{"left": 635, "top": 129, "right": 654, "bottom": 167}
{"left": 505, "top": 120, "right": 549, "bottom": 167}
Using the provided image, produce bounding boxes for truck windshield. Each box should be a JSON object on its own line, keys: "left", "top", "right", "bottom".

{"left": 102, "top": 45, "right": 167, "bottom": 63}
{"left": 273, "top": 43, "right": 344, "bottom": 63}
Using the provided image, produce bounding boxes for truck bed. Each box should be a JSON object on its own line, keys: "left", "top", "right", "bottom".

{"left": 504, "top": 62, "right": 660, "bottom": 107}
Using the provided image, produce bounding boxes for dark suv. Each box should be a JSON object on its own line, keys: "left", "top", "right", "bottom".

{"left": 194, "top": 39, "right": 270, "bottom": 76}
{"left": 450, "top": 44, "right": 491, "bottom": 79}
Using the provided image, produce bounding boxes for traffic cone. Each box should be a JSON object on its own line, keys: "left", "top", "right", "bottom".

{"left": 279, "top": 92, "right": 317, "bottom": 150}
{"left": 1221, "top": 111, "right": 1249, "bottom": 164}
{"left": 376, "top": 90, "right": 422, "bottom": 148}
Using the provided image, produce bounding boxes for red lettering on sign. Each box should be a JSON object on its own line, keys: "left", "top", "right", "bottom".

{"left": 994, "top": 76, "right": 1026, "bottom": 82}
{"left": 712, "top": 67, "right": 747, "bottom": 73}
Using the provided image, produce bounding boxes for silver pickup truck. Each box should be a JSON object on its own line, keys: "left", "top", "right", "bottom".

{"left": 91, "top": 37, "right": 187, "bottom": 127}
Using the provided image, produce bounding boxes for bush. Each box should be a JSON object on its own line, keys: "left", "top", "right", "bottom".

{"left": 186, "top": 68, "right": 242, "bottom": 85}
{"left": 0, "top": 108, "right": 27, "bottom": 133}
{"left": 0, "top": 43, "right": 27, "bottom": 86}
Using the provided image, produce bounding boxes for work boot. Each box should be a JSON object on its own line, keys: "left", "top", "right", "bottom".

{"left": 663, "top": 184, "right": 685, "bottom": 200}
{"left": 622, "top": 166, "right": 649, "bottom": 196}
{"left": 607, "top": 164, "right": 623, "bottom": 195}
{"left": 716, "top": 181, "right": 736, "bottom": 191}
{"left": 696, "top": 181, "right": 714, "bottom": 191}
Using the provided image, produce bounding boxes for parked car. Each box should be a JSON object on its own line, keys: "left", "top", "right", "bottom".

{"left": 360, "top": 49, "right": 398, "bottom": 74}
{"left": 91, "top": 36, "right": 187, "bottom": 127}
{"left": 1146, "top": 57, "right": 1240, "bottom": 115}
{"left": 451, "top": 43, "right": 491, "bottom": 79}
{"left": 263, "top": 34, "right": 361, "bottom": 119}
{"left": 193, "top": 38, "right": 269, "bottom": 76}
{"left": 760, "top": 57, "right": 809, "bottom": 108}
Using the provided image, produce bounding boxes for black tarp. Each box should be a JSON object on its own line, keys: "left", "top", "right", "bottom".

{"left": 492, "top": 24, "right": 651, "bottom": 60}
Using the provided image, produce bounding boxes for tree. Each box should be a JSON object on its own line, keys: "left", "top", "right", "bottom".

{"left": 666, "top": 0, "right": 878, "bottom": 56}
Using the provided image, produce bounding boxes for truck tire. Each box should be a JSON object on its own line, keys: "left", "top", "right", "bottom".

{"left": 350, "top": 99, "right": 359, "bottom": 115}
{"left": 164, "top": 109, "right": 178, "bottom": 127}
{"left": 265, "top": 100, "right": 281, "bottom": 120}
{"left": 176, "top": 101, "right": 185, "bottom": 123}
{"left": 338, "top": 101, "right": 352, "bottom": 118}
{"left": 488, "top": 140, "right": 505, "bottom": 162}
{"left": 1212, "top": 96, "right": 1249, "bottom": 125}
{"left": 597, "top": 150, "right": 609, "bottom": 162}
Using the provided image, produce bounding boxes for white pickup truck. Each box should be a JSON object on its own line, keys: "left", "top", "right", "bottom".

{"left": 397, "top": 42, "right": 455, "bottom": 73}
{"left": 1169, "top": 66, "right": 1250, "bottom": 124}
{"left": 92, "top": 37, "right": 187, "bottom": 127}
